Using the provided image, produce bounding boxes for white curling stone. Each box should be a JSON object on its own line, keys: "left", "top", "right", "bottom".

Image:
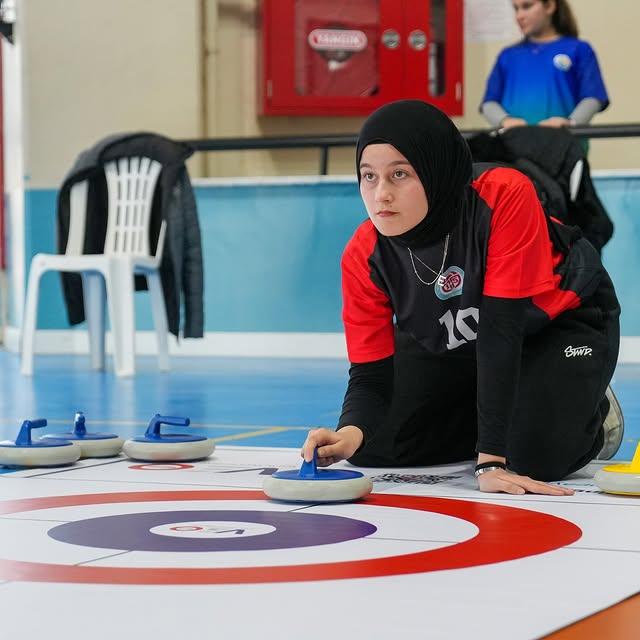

{"left": 75, "top": 437, "right": 124, "bottom": 458}
{"left": 42, "top": 434, "right": 124, "bottom": 458}
{"left": 0, "top": 441, "right": 81, "bottom": 467}
{"left": 594, "top": 467, "right": 640, "bottom": 495}
{"left": 263, "top": 474, "right": 373, "bottom": 503}
{"left": 123, "top": 438, "right": 215, "bottom": 462}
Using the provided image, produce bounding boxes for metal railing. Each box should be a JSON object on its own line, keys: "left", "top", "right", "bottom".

{"left": 182, "top": 123, "right": 640, "bottom": 175}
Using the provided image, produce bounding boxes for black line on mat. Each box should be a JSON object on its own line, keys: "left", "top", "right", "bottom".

{"left": 0, "top": 516, "right": 71, "bottom": 523}
{"left": 24, "top": 477, "right": 262, "bottom": 489}
{"left": 565, "top": 545, "right": 640, "bottom": 554}
{"left": 75, "top": 550, "right": 132, "bottom": 566}
{"left": 22, "top": 458, "right": 130, "bottom": 478}
{"left": 287, "top": 504, "right": 322, "bottom": 512}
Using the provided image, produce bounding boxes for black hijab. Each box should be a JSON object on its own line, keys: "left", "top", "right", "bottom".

{"left": 356, "top": 100, "right": 472, "bottom": 248}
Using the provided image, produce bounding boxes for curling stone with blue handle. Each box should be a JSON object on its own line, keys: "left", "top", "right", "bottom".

{"left": 0, "top": 419, "right": 81, "bottom": 467}
{"left": 263, "top": 450, "right": 373, "bottom": 503}
{"left": 594, "top": 442, "right": 640, "bottom": 495}
{"left": 43, "top": 412, "right": 124, "bottom": 458}
{"left": 123, "top": 414, "right": 215, "bottom": 462}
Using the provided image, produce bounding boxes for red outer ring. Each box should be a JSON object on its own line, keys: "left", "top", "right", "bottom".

{"left": 0, "top": 490, "right": 581, "bottom": 584}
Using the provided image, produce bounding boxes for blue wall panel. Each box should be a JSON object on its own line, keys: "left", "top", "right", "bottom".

{"left": 195, "top": 184, "right": 365, "bottom": 331}
{"left": 25, "top": 190, "right": 84, "bottom": 330}
{"left": 598, "top": 178, "right": 640, "bottom": 336}
{"left": 21, "top": 182, "right": 367, "bottom": 332}
{"left": 17, "top": 177, "right": 640, "bottom": 335}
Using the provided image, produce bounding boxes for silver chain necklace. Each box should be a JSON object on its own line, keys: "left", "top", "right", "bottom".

{"left": 408, "top": 233, "right": 450, "bottom": 286}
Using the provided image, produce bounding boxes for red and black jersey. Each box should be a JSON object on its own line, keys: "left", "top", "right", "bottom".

{"left": 342, "top": 166, "right": 597, "bottom": 364}
{"left": 338, "top": 165, "right": 610, "bottom": 457}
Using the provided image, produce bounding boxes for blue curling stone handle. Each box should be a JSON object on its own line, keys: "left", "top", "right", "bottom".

{"left": 271, "top": 449, "right": 365, "bottom": 481}
{"left": 0, "top": 439, "right": 71, "bottom": 449}
{"left": 130, "top": 414, "right": 205, "bottom": 443}
{"left": 0, "top": 419, "right": 74, "bottom": 449}
{"left": 131, "top": 434, "right": 205, "bottom": 443}
{"left": 44, "top": 413, "right": 119, "bottom": 441}
{"left": 47, "top": 432, "right": 118, "bottom": 441}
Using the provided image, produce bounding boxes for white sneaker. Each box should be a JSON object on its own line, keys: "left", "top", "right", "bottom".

{"left": 598, "top": 386, "right": 624, "bottom": 460}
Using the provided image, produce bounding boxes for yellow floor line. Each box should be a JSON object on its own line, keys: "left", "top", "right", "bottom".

{"left": 211, "top": 426, "right": 293, "bottom": 443}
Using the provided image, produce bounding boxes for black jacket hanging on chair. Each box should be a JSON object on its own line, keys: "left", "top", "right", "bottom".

{"left": 56, "top": 132, "right": 204, "bottom": 338}
{"left": 467, "top": 126, "right": 613, "bottom": 253}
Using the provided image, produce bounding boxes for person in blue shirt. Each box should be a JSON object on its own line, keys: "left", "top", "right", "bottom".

{"left": 481, "top": 0, "right": 609, "bottom": 130}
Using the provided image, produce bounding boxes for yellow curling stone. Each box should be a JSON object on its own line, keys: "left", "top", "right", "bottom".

{"left": 594, "top": 443, "right": 640, "bottom": 495}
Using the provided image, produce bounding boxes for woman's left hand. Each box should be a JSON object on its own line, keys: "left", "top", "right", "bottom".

{"left": 538, "top": 117, "right": 572, "bottom": 128}
{"left": 477, "top": 468, "right": 575, "bottom": 496}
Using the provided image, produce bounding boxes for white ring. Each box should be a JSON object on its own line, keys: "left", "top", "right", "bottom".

{"left": 74, "top": 437, "right": 124, "bottom": 458}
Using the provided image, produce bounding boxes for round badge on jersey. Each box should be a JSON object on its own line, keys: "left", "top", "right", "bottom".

{"left": 553, "top": 53, "right": 572, "bottom": 71}
{"left": 435, "top": 266, "right": 464, "bottom": 300}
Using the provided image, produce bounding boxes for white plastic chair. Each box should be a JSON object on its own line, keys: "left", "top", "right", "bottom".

{"left": 21, "top": 157, "right": 169, "bottom": 377}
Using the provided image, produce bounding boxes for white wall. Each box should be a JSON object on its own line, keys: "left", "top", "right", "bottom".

{"left": 2, "top": 21, "right": 26, "bottom": 325}
{"left": 8, "top": 0, "right": 640, "bottom": 186}
{"left": 22, "top": 0, "right": 202, "bottom": 188}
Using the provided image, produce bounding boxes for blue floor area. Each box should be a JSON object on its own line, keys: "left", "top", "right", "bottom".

{"left": 0, "top": 350, "right": 638, "bottom": 460}
{"left": 0, "top": 351, "right": 347, "bottom": 447}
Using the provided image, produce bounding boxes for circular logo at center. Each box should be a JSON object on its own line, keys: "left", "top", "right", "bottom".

{"left": 151, "top": 521, "right": 276, "bottom": 539}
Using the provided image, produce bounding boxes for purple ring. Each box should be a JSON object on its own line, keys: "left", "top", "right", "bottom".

{"left": 48, "top": 510, "right": 377, "bottom": 552}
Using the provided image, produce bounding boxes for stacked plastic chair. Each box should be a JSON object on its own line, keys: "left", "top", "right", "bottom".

{"left": 21, "top": 157, "right": 169, "bottom": 377}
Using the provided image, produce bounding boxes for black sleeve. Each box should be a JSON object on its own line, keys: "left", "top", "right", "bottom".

{"left": 337, "top": 356, "right": 394, "bottom": 443}
{"left": 476, "top": 295, "right": 527, "bottom": 457}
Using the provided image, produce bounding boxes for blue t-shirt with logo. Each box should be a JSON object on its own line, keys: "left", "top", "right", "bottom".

{"left": 482, "top": 37, "right": 609, "bottom": 124}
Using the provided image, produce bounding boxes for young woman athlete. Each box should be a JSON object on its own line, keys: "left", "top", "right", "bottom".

{"left": 302, "top": 100, "right": 622, "bottom": 495}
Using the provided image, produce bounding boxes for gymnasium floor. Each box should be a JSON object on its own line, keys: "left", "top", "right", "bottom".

{"left": 0, "top": 350, "right": 639, "bottom": 639}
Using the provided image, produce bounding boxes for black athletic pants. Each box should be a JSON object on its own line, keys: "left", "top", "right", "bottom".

{"left": 349, "top": 274, "right": 620, "bottom": 481}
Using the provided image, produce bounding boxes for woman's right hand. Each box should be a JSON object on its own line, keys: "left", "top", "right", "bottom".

{"left": 301, "top": 426, "right": 364, "bottom": 467}
{"left": 500, "top": 116, "right": 527, "bottom": 130}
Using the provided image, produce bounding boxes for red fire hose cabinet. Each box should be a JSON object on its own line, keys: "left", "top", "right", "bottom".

{"left": 259, "top": 0, "right": 463, "bottom": 116}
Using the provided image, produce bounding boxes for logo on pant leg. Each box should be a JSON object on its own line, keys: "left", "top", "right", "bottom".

{"left": 435, "top": 266, "right": 464, "bottom": 300}
{"left": 564, "top": 345, "right": 592, "bottom": 357}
